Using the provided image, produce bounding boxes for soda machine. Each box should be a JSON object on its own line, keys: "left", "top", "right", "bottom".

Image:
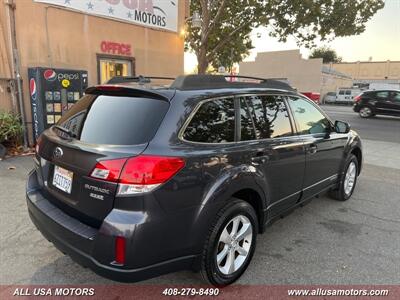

{"left": 28, "top": 67, "right": 88, "bottom": 142}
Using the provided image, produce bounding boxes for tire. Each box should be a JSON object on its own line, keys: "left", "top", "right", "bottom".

{"left": 359, "top": 106, "right": 373, "bottom": 118}
{"left": 329, "top": 154, "right": 359, "bottom": 201}
{"left": 200, "top": 199, "right": 258, "bottom": 286}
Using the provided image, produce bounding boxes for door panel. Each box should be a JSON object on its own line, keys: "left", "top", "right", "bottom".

{"left": 287, "top": 96, "right": 346, "bottom": 199}
{"left": 240, "top": 95, "right": 305, "bottom": 215}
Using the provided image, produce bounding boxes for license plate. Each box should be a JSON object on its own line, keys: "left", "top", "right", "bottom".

{"left": 53, "top": 165, "right": 73, "bottom": 194}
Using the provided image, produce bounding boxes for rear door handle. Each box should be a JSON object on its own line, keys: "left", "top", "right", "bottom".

{"left": 307, "top": 144, "right": 318, "bottom": 154}
{"left": 251, "top": 152, "right": 269, "bottom": 163}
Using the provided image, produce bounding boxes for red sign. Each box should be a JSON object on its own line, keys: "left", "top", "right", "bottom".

{"left": 100, "top": 41, "right": 132, "bottom": 56}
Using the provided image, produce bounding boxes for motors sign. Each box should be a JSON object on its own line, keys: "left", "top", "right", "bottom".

{"left": 34, "top": 0, "right": 178, "bottom": 32}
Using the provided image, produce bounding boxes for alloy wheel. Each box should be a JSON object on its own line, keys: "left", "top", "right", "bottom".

{"left": 216, "top": 215, "right": 253, "bottom": 275}
{"left": 344, "top": 161, "right": 357, "bottom": 196}
{"left": 359, "top": 107, "right": 372, "bottom": 117}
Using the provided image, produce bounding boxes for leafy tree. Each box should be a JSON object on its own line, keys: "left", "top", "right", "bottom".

{"left": 185, "top": 0, "right": 384, "bottom": 74}
{"left": 309, "top": 46, "right": 342, "bottom": 63}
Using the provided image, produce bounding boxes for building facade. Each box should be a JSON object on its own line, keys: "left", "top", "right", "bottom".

{"left": 0, "top": 0, "right": 187, "bottom": 145}
{"left": 327, "top": 60, "right": 400, "bottom": 83}
{"left": 239, "top": 49, "right": 352, "bottom": 96}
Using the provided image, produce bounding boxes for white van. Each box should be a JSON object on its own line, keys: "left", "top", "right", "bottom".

{"left": 336, "top": 88, "right": 362, "bottom": 104}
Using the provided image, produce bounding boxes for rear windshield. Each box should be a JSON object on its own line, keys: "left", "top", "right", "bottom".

{"left": 56, "top": 95, "right": 168, "bottom": 145}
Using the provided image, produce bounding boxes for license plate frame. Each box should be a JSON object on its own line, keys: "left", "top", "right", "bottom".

{"left": 52, "top": 165, "right": 73, "bottom": 194}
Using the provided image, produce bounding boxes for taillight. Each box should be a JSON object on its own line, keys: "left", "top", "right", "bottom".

{"left": 89, "top": 155, "right": 185, "bottom": 195}
{"left": 354, "top": 95, "right": 362, "bottom": 103}
{"left": 118, "top": 156, "right": 185, "bottom": 195}
{"left": 90, "top": 158, "right": 127, "bottom": 182}
{"left": 35, "top": 136, "right": 43, "bottom": 154}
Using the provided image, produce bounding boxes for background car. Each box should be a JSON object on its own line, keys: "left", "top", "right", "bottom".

{"left": 336, "top": 88, "right": 362, "bottom": 104}
{"left": 301, "top": 92, "right": 320, "bottom": 104}
{"left": 323, "top": 92, "right": 337, "bottom": 104}
{"left": 353, "top": 89, "right": 400, "bottom": 118}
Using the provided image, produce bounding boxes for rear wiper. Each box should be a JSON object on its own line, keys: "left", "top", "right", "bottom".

{"left": 53, "top": 125, "right": 77, "bottom": 138}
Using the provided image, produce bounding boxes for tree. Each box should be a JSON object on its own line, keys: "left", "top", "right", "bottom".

{"left": 309, "top": 46, "right": 342, "bottom": 63}
{"left": 185, "top": 0, "right": 384, "bottom": 74}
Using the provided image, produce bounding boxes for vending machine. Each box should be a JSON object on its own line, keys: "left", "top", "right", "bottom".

{"left": 28, "top": 67, "right": 88, "bottom": 142}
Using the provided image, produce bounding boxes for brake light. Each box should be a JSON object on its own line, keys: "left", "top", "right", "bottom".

{"left": 90, "top": 158, "right": 127, "bottom": 182}
{"left": 117, "top": 156, "right": 185, "bottom": 195}
{"left": 354, "top": 95, "right": 362, "bottom": 103}
{"left": 89, "top": 155, "right": 185, "bottom": 195}
{"left": 114, "top": 236, "right": 126, "bottom": 265}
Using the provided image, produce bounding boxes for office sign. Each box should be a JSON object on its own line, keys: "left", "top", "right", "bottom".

{"left": 34, "top": 0, "right": 178, "bottom": 32}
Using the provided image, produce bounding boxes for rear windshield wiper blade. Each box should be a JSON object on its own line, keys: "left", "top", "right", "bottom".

{"left": 53, "top": 125, "right": 77, "bottom": 138}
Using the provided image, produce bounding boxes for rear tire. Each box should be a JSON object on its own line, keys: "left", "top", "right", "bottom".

{"left": 359, "top": 106, "right": 373, "bottom": 118}
{"left": 329, "top": 154, "right": 359, "bottom": 201}
{"left": 200, "top": 199, "right": 258, "bottom": 286}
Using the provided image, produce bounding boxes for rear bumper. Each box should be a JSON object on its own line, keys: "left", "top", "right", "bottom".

{"left": 26, "top": 170, "right": 198, "bottom": 282}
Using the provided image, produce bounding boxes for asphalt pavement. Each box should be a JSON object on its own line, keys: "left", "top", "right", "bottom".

{"left": 320, "top": 104, "right": 400, "bottom": 143}
{"left": 1, "top": 105, "right": 399, "bottom": 285}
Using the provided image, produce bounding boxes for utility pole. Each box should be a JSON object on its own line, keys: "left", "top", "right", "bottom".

{"left": 6, "top": 0, "right": 28, "bottom": 148}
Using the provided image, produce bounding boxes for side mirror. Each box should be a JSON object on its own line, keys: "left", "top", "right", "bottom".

{"left": 335, "top": 120, "right": 350, "bottom": 133}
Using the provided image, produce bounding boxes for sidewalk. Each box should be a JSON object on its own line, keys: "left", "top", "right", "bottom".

{"left": 362, "top": 139, "right": 400, "bottom": 169}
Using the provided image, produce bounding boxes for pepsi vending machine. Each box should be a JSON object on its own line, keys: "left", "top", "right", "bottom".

{"left": 28, "top": 67, "right": 88, "bottom": 142}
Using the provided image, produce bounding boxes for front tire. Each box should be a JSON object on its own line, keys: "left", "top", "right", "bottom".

{"left": 329, "top": 154, "right": 359, "bottom": 201}
{"left": 200, "top": 199, "right": 258, "bottom": 286}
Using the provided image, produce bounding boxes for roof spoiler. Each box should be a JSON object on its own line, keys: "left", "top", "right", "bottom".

{"left": 85, "top": 85, "right": 169, "bottom": 101}
{"left": 106, "top": 75, "right": 175, "bottom": 84}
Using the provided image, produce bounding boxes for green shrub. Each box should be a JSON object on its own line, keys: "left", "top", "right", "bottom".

{"left": 0, "top": 111, "right": 24, "bottom": 147}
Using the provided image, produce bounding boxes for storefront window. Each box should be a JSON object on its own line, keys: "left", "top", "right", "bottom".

{"left": 98, "top": 56, "right": 134, "bottom": 83}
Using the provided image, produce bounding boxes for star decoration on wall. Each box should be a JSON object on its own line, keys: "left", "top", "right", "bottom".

{"left": 86, "top": 2, "right": 94, "bottom": 10}
{"left": 64, "top": 0, "right": 71, "bottom": 5}
{"left": 127, "top": 11, "right": 133, "bottom": 19}
{"left": 108, "top": 6, "right": 114, "bottom": 15}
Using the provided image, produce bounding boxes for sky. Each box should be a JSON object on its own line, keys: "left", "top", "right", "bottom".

{"left": 184, "top": 0, "right": 400, "bottom": 73}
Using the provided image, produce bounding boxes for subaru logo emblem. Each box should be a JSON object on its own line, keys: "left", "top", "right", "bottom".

{"left": 53, "top": 147, "right": 63, "bottom": 159}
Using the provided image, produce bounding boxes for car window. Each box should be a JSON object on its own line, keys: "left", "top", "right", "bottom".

{"left": 375, "top": 91, "right": 389, "bottom": 99}
{"left": 245, "top": 95, "right": 292, "bottom": 139}
{"left": 183, "top": 97, "right": 235, "bottom": 143}
{"left": 345, "top": 90, "right": 351, "bottom": 95}
{"left": 288, "top": 97, "right": 332, "bottom": 135}
{"left": 239, "top": 98, "right": 256, "bottom": 141}
{"left": 391, "top": 92, "right": 400, "bottom": 101}
{"left": 339, "top": 90, "right": 345, "bottom": 95}
{"left": 57, "top": 95, "right": 169, "bottom": 145}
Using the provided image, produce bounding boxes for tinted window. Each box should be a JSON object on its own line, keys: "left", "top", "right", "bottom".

{"left": 183, "top": 98, "right": 235, "bottom": 143}
{"left": 339, "top": 90, "right": 345, "bottom": 95}
{"left": 245, "top": 95, "right": 292, "bottom": 139}
{"left": 345, "top": 90, "right": 351, "bottom": 95}
{"left": 375, "top": 91, "right": 389, "bottom": 99}
{"left": 391, "top": 92, "right": 400, "bottom": 101}
{"left": 57, "top": 95, "right": 168, "bottom": 145}
{"left": 288, "top": 97, "right": 331, "bottom": 135}
{"left": 239, "top": 98, "right": 256, "bottom": 141}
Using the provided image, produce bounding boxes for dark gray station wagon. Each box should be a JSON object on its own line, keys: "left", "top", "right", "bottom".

{"left": 27, "top": 75, "right": 363, "bottom": 285}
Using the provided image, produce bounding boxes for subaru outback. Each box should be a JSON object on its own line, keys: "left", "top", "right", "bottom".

{"left": 27, "top": 75, "right": 363, "bottom": 286}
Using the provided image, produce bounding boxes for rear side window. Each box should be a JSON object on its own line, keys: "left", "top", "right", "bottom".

{"left": 375, "top": 91, "right": 389, "bottom": 99}
{"left": 57, "top": 95, "right": 168, "bottom": 145}
{"left": 183, "top": 98, "right": 235, "bottom": 143}
{"left": 245, "top": 95, "right": 292, "bottom": 139}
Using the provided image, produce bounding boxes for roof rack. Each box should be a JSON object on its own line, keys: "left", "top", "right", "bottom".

{"left": 170, "top": 75, "right": 295, "bottom": 91}
{"left": 106, "top": 75, "right": 175, "bottom": 84}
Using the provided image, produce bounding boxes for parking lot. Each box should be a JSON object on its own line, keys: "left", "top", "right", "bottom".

{"left": 0, "top": 105, "right": 399, "bottom": 285}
